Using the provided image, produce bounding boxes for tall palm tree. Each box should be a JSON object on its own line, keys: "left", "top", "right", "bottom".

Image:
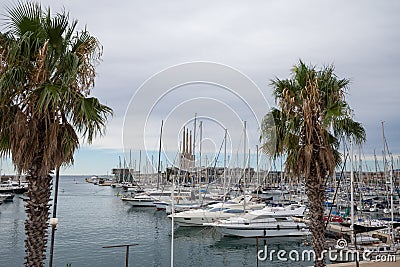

{"left": 0, "top": 2, "right": 112, "bottom": 266}
{"left": 260, "top": 60, "right": 365, "bottom": 267}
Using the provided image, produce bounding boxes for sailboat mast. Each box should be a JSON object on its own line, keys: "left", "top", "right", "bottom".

{"left": 223, "top": 128, "right": 227, "bottom": 202}
{"left": 382, "top": 121, "right": 395, "bottom": 245}
{"left": 199, "top": 121, "right": 203, "bottom": 184}
{"left": 390, "top": 154, "right": 394, "bottom": 245}
{"left": 256, "top": 145, "right": 259, "bottom": 198}
{"left": 359, "top": 145, "right": 362, "bottom": 210}
{"left": 157, "top": 120, "right": 164, "bottom": 190}
{"left": 248, "top": 148, "right": 251, "bottom": 187}
{"left": 382, "top": 121, "right": 388, "bottom": 198}
{"left": 138, "top": 150, "right": 142, "bottom": 179}
{"left": 243, "top": 121, "right": 247, "bottom": 209}
{"left": 350, "top": 134, "right": 355, "bottom": 243}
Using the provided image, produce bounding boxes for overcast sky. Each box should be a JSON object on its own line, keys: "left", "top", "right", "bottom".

{"left": 1, "top": 1, "right": 399, "bottom": 175}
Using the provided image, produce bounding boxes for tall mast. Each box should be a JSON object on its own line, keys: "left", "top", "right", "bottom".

{"left": 199, "top": 121, "right": 203, "bottom": 184}
{"left": 118, "top": 156, "right": 122, "bottom": 183}
{"left": 382, "top": 121, "right": 388, "bottom": 198}
{"left": 374, "top": 149, "right": 378, "bottom": 188}
{"left": 382, "top": 121, "right": 395, "bottom": 245}
{"left": 390, "top": 154, "right": 394, "bottom": 245}
{"left": 350, "top": 134, "right": 355, "bottom": 243}
{"left": 138, "top": 150, "right": 142, "bottom": 180}
{"left": 358, "top": 145, "right": 362, "bottom": 210}
{"left": 243, "top": 121, "right": 247, "bottom": 209}
{"left": 256, "top": 144, "right": 259, "bottom": 198}
{"left": 151, "top": 155, "right": 154, "bottom": 183}
{"left": 248, "top": 149, "right": 251, "bottom": 185}
{"left": 223, "top": 128, "right": 227, "bottom": 202}
{"left": 157, "top": 120, "right": 164, "bottom": 190}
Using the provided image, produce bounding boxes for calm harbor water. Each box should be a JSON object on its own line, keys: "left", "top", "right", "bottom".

{"left": 0, "top": 176, "right": 313, "bottom": 267}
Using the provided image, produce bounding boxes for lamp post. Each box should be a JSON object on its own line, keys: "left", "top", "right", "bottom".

{"left": 49, "top": 167, "right": 60, "bottom": 267}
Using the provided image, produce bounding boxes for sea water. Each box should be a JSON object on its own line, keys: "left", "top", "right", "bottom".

{"left": 0, "top": 176, "right": 313, "bottom": 266}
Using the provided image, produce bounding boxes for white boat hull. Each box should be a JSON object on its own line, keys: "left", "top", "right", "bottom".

{"left": 126, "top": 200, "right": 156, "bottom": 207}
{"left": 121, "top": 196, "right": 156, "bottom": 207}
{"left": 173, "top": 212, "right": 235, "bottom": 226}
{"left": 215, "top": 224, "right": 310, "bottom": 238}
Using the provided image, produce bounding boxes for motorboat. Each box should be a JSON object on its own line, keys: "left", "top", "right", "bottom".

{"left": 169, "top": 195, "right": 266, "bottom": 226}
{"left": 0, "top": 193, "right": 15, "bottom": 202}
{"left": 204, "top": 204, "right": 309, "bottom": 237}
{"left": 170, "top": 207, "right": 247, "bottom": 226}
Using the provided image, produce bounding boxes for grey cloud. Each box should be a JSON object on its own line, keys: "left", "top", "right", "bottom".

{"left": 2, "top": 0, "right": 398, "bottom": 159}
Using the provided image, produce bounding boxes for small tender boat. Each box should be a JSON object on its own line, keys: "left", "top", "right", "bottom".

{"left": 0, "top": 180, "right": 27, "bottom": 194}
{"left": 0, "top": 193, "right": 15, "bottom": 202}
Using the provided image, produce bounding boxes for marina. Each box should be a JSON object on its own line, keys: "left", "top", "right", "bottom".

{"left": 2, "top": 163, "right": 400, "bottom": 267}
{"left": 0, "top": 2, "right": 399, "bottom": 266}
{"left": 1, "top": 176, "right": 315, "bottom": 266}
{"left": 1, "top": 122, "right": 400, "bottom": 266}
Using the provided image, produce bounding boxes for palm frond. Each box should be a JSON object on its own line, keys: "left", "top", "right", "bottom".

{"left": 4, "top": 1, "right": 43, "bottom": 37}
{"left": 71, "top": 96, "right": 113, "bottom": 143}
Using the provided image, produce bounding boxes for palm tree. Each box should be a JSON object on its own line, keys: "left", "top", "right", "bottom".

{"left": 260, "top": 60, "right": 365, "bottom": 267}
{"left": 0, "top": 2, "right": 112, "bottom": 266}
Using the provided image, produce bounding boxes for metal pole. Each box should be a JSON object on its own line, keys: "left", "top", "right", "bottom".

{"left": 49, "top": 167, "right": 60, "bottom": 267}
{"left": 243, "top": 121, "right": 246, "bottom": 209}
{"left": 390, "top": 154, "right": 394, "bottom": 246}
{"left": 256, "top": 145, "right": 259, "bottom": 199}
{"left": 382, "top": 121, "right": 388, "bottom": 201}
{"left": 157, "top": 120, "right": 164, "bottom": 190}
{"left": 126, "top": 246, "right": 129, "bottom": 267}
{"left": 256, "top": 236, "right": 259, "bottom": 267}
{"left": 102, "top": 244, "right": 138, "bottom": 267}
{"left": 138, "top": 150, "right": 141, "bottom": 179}
{"left": 199, "top": 121, "right": 203, "bottom": 185}
{"left": 223, "top": 128, "right": 227, "bottom": 202}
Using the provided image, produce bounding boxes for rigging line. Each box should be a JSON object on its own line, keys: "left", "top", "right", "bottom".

{"left": 235, "top": 128, "right": 244, "bottom": 159}
{"left": 325, "top": 142, "right": 349, "bottom": 228}
{"left": 200, "top": 136, "right": 225, "bottom": 206}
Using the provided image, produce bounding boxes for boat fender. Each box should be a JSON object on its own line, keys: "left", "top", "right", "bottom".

{"left": 277, "top": 225, "right": 280, "bottom": 230}
{"left": 297, "top": 224, "right": 300, "bottom": 230}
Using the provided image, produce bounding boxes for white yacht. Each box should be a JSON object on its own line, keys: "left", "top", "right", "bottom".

{"left": 170, "top": 207, "right": 247, "bottom": 226}
{"left": 121, "top": 190, "right": 172, "bottom": 207}
{"left": 205, "top": 204, "right": 309, "bottom": 237}
{"left": 121, "top": 193, "right": 158, "bottom": 207}
{"left": 168, "top": 195, "right": 266, "bottom": 226}
{"left": 121, "top": 189, "right": 193, "bottom": 207}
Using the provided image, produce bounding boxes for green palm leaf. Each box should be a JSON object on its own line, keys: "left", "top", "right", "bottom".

{"left": 0, "top": 2, "right": 113, "bottom": 266}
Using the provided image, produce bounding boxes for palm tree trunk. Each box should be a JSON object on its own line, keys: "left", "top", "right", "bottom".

{"left": 24, "top": 170, "right": 52, "bottom": 267}
{"left": 306, "top": 177, "right": 326, "bottom": 267}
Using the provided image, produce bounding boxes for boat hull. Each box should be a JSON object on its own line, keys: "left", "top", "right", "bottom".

{"left": 173, "top": 213, "right": 230, "bottom": 226}
{"left": 124, "top": 199, "right": 155, "bottom": 207}
{"left": 215, "top": 225, "right": 310, "bottom": 238}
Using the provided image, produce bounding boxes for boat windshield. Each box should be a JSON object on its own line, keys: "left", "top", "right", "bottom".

{"left": 208, "top": 207, "right": 229, "bottom": 212}
{"left": 224, "top": 209, "right": 245, "bottom": 214}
